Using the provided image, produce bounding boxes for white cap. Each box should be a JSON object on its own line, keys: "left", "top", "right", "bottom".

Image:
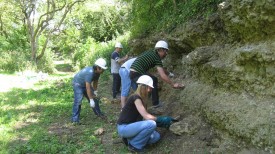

{"left": 137, "top": 75, "right": 154, "bottom": 88}
{"left": 95, "top": 58, "right": 107, "bottom": 69}
{"left": 155, "top": 40, "right": 169, "bottom": 50}
{"left": 115, "top": 42, "right": 123, "bottom": 48}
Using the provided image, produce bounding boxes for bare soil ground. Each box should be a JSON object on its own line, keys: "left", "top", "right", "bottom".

{"left": 47, "top": 73, "right": 219, "bottom": 153}
{"left": 27, "top": 62, "right": 269, "bottom": 154}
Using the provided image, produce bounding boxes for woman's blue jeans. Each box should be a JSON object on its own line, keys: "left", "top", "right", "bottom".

{"left": 71, "top": 82, "right": 101, "bottom": 123}
{"left": 117, "top": 120, "right": 160, "bottom": 149}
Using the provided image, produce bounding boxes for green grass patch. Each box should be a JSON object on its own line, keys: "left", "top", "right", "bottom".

{"left": 0, "top": 73, "right": 123, "bottom": 153}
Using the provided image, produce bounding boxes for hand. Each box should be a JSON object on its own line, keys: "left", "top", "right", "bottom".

{"left": 90, "top": 99, "right": 95, "bottom": 108}
{"left": 156, "top": 116, "right": 175, "bottom": 128}
{"left": 172, "top": 83, "right": 185, "bottom": 89}
{"left": 94, "top": 90, "right": 98, "bottom": 96}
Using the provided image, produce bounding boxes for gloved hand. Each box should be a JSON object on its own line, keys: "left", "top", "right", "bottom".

{"left": 90, "top": 99, "right": 95, "bottom": 108}
{"left": 156, "top": 116, "right": 175, "bottom": 128}
{"left": 169, "top": 72, "right": 174, "bottom": 77}
{"left": 94, "top": 90, "right": 98, "bottom": 96}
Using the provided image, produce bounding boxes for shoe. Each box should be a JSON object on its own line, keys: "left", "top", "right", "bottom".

{"left": 116, "top": 92, "right": 121, "bottom": 98}
{"left": 97, "top": 113, "right": 107, "bottom": 120}
{"left": 71, "top": 121, "right": 80, "bottom": 125}
{"left": 128, "top": 143, "right": 144, "bottom": 153}
{"left": 122, "top": 138, "right": 128, "bottom": 146}
{"left": 152, "top": 102, "right": 163, "bottom": 108}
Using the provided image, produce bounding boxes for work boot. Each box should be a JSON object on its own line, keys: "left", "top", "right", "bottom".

{"left": 128, "top": 143, "right": 144, "bottom": 153}
{"left": 122, "top": 138, "right": 128, "bottom": 146}
{"left": 97, "top": 113, "right": 107, "bottom": 120}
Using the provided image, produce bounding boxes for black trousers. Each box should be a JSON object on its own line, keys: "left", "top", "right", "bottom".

{"left": 112, "top": 73, "right": 121, "bottom": 98}
{"left": 130, "top": 71, "right": 159, "bottom": 106}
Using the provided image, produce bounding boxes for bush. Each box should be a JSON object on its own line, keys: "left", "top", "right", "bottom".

{"left": 72, "top": 34, "right": 130, "bottom": 72}
{"left": 36, "top": 49, "right": 56, "bottom": 73}
{"left": 0, "top": 50, "right": 32, "bottom": 73}
{"left": 127, "top": 0, "right": 223, "bottom": 38}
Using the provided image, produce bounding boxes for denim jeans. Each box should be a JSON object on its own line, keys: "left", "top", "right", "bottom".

{"left": 119, "top": 68, "right": 136, "bottom": 97}
{"left": 112, "top": 73, "right": 121, "bottom": 98}
{"left": 71, "top": 82, "right": 102, "bottom": 122}
{"left": 117, "top": 120, "right": 160, "bottom": 149}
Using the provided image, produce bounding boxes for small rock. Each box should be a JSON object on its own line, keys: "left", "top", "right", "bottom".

{"left": 94, "top": 128, "right": 104, "bottom": 135}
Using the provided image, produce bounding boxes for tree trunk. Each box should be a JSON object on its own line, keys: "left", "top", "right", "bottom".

{"left": 31, "top": 37, "right": 37, "bottom": 63}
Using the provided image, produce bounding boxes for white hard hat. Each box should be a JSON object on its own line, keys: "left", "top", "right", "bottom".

{"left": 115, "top": 42, "right": 123, "bottom": 48}
{"left": 155, "top": 40, "right": 169, "bottom": 50}
{"left": 137, "top": 75, "right": 154, "bottom": 88}
{"left": 95, "top": 58, "right": 107, "bottom": 69}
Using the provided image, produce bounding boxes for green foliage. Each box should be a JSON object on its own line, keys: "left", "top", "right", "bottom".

{"left": 36, "top": 49, "right": 56, "bottom": 73}
{"left": 0, "top": 28, "right": 56, "bottom": 73}
{"left": 0, "top": 50, "right": 32, "bottom": 72}
{"left": 126, "top": 0, "right": 223, "bottom": 38}
{"left": 72, "top": 33, "right": 130, "bottom": 75}
{"left": 0, "top": 16, "right": 31, "bottom": 72}
{"left": 79, "top": 1, "right": 129, "bottom": 42}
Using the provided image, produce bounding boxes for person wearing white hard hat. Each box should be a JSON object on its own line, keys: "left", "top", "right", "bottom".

{"left": 111, "top": 42, "right": 129, "bottom": 99}
{"left": 117, "top": 75, "right": 175, "bottom": 152}
{"left": 130, "top": 40, "right": 184, "bottom": 108}
{"left": 71, "top": 58, "right": 107, "bottom": 124}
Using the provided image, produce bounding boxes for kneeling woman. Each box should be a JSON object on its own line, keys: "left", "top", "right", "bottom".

{"left": 117, "top": 75, "right": 160, "bottom": 152}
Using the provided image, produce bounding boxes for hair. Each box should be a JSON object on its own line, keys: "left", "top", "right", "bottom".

{"left": 93, "top": 65, "right": 102, "bottom": 71}
{"left": 134, "top": 84, "right": 150, "bottom": 108}
{"left": 156, "top": 48, "right": 165, "bottom": 53}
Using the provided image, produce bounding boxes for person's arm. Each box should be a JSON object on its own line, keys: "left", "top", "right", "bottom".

{"left": 117, "top": 55, "right": 129, "bottom": 65}
{"left": 86, "top": 82, "right": 95, "bottom": 99}
{"left": 156, "top": 66, "right": 184, "bottom": 88}
{"left": 157, "top": 66, "right": 173, "bottom": 85}
{"left": 134, "top": 99, "right": 157, "bottom": 121}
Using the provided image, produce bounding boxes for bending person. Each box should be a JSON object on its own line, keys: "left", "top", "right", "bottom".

{"left": 71, "top": 58, "right": 107, "bottom": 124}
{"left": 119, "top": 57, "right": 137, "bottom": 108}
{"left": 130, "top": 40, "right": 184, "bottom": 108}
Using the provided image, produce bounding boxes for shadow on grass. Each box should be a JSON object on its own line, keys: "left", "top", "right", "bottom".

{"left": 55, "top": 63, "right": 73, "bottom": 72}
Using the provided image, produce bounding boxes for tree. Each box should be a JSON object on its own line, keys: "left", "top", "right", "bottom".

{"left": 16, "top": 0, "right": 85, "bottom": 63}
{"left": 79, "top": 0, "right": 129, "bottom": 42}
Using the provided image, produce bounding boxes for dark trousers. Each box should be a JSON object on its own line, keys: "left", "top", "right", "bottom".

{"left": 112, "top": 73, "right": 121, "bottom": 98}
{"left": 130, "top": 71, "right": 159, "bottom": 106}
{"left": 71, "top": 82, "right": 102, "bottom": 122}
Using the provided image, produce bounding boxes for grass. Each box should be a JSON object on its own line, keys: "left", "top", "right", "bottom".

{"left": 0, "top": 73, "right": 127, "bottom": 154}
{"left": 0, "top": 70, "right": 182, "bottom": 154}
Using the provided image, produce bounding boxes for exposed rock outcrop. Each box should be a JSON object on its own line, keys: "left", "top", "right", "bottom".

{"left": 129, "top": 0, "right": 274, "bottom": 152}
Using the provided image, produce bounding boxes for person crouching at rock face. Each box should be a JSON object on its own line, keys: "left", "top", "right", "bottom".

{"left": 117, "top": 75, "right": 174, "bottom": 153}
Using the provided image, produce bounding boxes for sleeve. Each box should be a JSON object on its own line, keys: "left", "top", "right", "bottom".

{"left": 155, "top": 56, "right": 163, "bottom": 67}
{"left": 112, "top": 52, "right": 120, "bottom": 62}
{"left": 84, "top": 70, "right": 93, "bottom": 83}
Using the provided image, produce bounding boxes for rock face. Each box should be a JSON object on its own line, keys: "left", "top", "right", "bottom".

{"left": 169, "top": 115, "right": 201, "bottom": 135}
{"left": 129, "top": 0, "right": 275, "bottom": 152}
